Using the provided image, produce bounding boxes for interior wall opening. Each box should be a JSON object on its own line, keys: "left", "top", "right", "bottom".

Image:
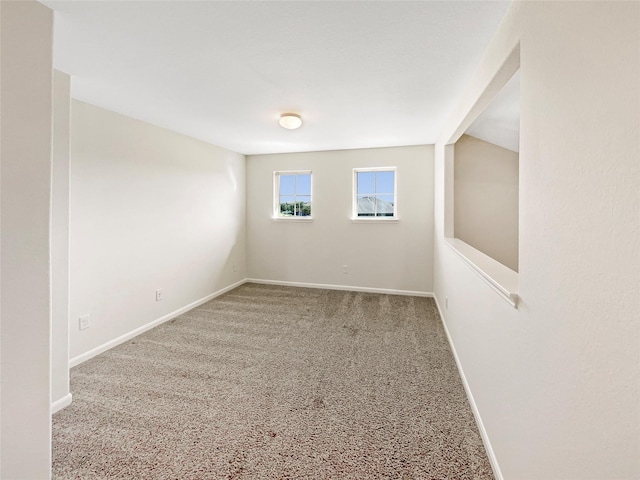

{"left": 453, "top": 69, "right": 520, "bottom": 272}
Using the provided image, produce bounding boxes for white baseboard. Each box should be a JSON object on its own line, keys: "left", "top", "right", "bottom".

{"left": 246, "top": 278, "right": 433, "bottom": 297}
{"left": 69, "top": 279, "right": 247, "bottom": 368}
{"left": 68, "top": 278, "right": 427, "bottom": 370}
{"left": 433, "top": 295, "right": 503, "bottom": 480}
{"left": 51, "top": 393, "right": 72, "bottom": 414}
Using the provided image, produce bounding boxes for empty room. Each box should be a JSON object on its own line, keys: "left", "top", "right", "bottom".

{"left": 1, "top": 1, "right": 638, "bottom": 479}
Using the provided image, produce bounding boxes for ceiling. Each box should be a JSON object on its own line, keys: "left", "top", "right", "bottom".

{"left": 41, "top": 1, "right": 511, "bottom": 155}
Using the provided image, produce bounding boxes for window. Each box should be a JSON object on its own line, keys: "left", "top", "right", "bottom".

{"left": 274, "top": 171, "right": 312, "bottom": 218}
{"left": 353, "top": 167, "right": 397, "bottom": 219}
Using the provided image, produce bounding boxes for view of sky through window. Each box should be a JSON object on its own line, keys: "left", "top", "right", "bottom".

{"left": 277, "top": 173, "right": 311, "bottom": 217}
{"left": 356, "top": 170, "right": 395, "bottom": 217}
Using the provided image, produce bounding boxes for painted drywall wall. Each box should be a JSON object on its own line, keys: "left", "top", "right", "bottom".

{"left": 435, "top": 2, "right": 639, "bottom": 479}
{"left": 0, "top": 1, "right": 53, "bottom": 477}
{"left": 454, "top": 134, "right": 518, "bottom": 271}
{"left": 52, "top": 69, "right": 71, "bottom": 410}
{"left": 69, "top": 100, "right": 246, "bottom": 360}
{"left": 246, "top": 146, "right": 433, "bottom": 294}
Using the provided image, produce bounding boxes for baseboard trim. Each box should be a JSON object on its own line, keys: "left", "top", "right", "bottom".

{"left": 51, "top": 393, "right": 73, "bottom": 414}
{"left": 69, "top": 279, "right": 247, "bottom": 368}
{"left": 246, "top": 278, "right": 433, "bottom": 297}
{"left": 433, "top": 295, "right": 504, "bottom": 480}
{"left": 68, "top": 278, "right": 427, "bottom": 369}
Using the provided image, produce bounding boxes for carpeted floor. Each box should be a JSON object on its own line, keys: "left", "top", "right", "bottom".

{"left": 53, "top": 283, "right": 493, "bottom": 479}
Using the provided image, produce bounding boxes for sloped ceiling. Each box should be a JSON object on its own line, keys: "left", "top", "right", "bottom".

{"left": 466, "top": 70, "right": 520, "bottom": 152}
{"left": 42, "top": 1, "right": 511, "bottom": 155}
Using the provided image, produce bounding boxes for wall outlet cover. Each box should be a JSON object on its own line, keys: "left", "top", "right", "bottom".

{"left": 79, "top": 315, "right": 90, "bottom": 330}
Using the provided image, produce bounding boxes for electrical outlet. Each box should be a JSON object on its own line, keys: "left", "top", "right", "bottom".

{"left": 233, "top": 263, "right": 238, "bottom": 272}
{"left": 79, "top": 315, "right": 90, "bottom": 330}
{"left": 342, "top": 265, "right": 349, "bottom": 274}
{"left": 156, "top": 289, "right": 163, "bottom": 302}
{"left": 445, "top": 297, "right": 449, "bottom": 309}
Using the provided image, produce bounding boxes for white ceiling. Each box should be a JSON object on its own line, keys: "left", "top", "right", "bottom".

{"left": 41, "top": 1, "right": 511, "bottom": 155}
{"left": 466, "top": 70, "right": 520, "bottom": 152}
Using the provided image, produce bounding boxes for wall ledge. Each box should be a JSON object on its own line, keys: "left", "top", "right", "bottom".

{"left": 444, "top": 237, "right": 519, "bottom": 307}
{"left": 271, "top": 217, "right": 313, "bottom": 222}
{"left": 349, "top": 218, "right": 399, "bottom": 224}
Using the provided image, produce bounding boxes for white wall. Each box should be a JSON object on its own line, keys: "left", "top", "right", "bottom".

{"left": 69, "top": 100, "right": 246, "bottom": 361}
{"left": 454, "top": 134, "right": 518, "bottom": 271}
{"left": 0, "top": 1, "right": 53, "bottom": 477}
{"left": 435, "top": 2, "right": 639, "bottom": 479}
{"left": 52, "top": 70, "right": 71, "bottom": 410}
{"left": 247, "top": 146, "right": 433, "bottom": 294}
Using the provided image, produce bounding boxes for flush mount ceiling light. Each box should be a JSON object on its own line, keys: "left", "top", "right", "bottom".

{"left": 279, "top": 113, "right": 302, "bottom": 130}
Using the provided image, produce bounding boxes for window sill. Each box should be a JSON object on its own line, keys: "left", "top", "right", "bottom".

{"left": 444, "top": 237, "right": 519, "bottom": 308}
{"left": 350, "top": 217, "right": 399, "bottom": 223}
{"left": 271, "top": 217, "right": 313, "bottom": 223}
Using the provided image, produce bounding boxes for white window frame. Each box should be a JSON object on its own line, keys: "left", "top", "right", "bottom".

{"left": 273, "top": 170, "right": 313, "bottom": 221}
{"left": 352, "top": 167, "right": 398, "bottom": 221}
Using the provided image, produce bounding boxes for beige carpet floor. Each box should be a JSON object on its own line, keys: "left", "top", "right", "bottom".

{"left": 53, "top": 283, "right": 493, "bottom": 479}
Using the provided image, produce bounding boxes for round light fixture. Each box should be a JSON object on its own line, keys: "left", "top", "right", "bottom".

{"left": 279, "top": 113, "right": 302, "bottom": 130}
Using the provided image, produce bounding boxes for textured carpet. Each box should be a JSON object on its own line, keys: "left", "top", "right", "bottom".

{"left": 53, "top": 283, "right": 493, "bottom": 479}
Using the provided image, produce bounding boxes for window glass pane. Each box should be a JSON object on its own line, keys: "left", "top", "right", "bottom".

{"left": 378, "top": 194, "right": 395, "bottom": 206}
{"left": 296, "top": 174, "right": 311, "bottom": 196}
{"left": 279, "top": 175, "right": 296, "bottom": 196}
{"left": 376, "top": 195, "right": 395, "bottom": 216}
{"left": 279, "top": 196, "right": 295, "bottom": 216}
{"left": 357, "top": 171, "right": 375, "bottom": 195}
{"left": 295, "top": 196, "right": 312, "bottom": 216}
{"left": 376, "top": 171, "right": 395, "bottom": 194}
{"left": 354, "top": 169, "right": 396, "bottom": 218}
{"left": 275, "top": 172, "right": 312, "bottom": 219}
{"left": 357, "top": 195, "right": 376, "bottom": 216}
